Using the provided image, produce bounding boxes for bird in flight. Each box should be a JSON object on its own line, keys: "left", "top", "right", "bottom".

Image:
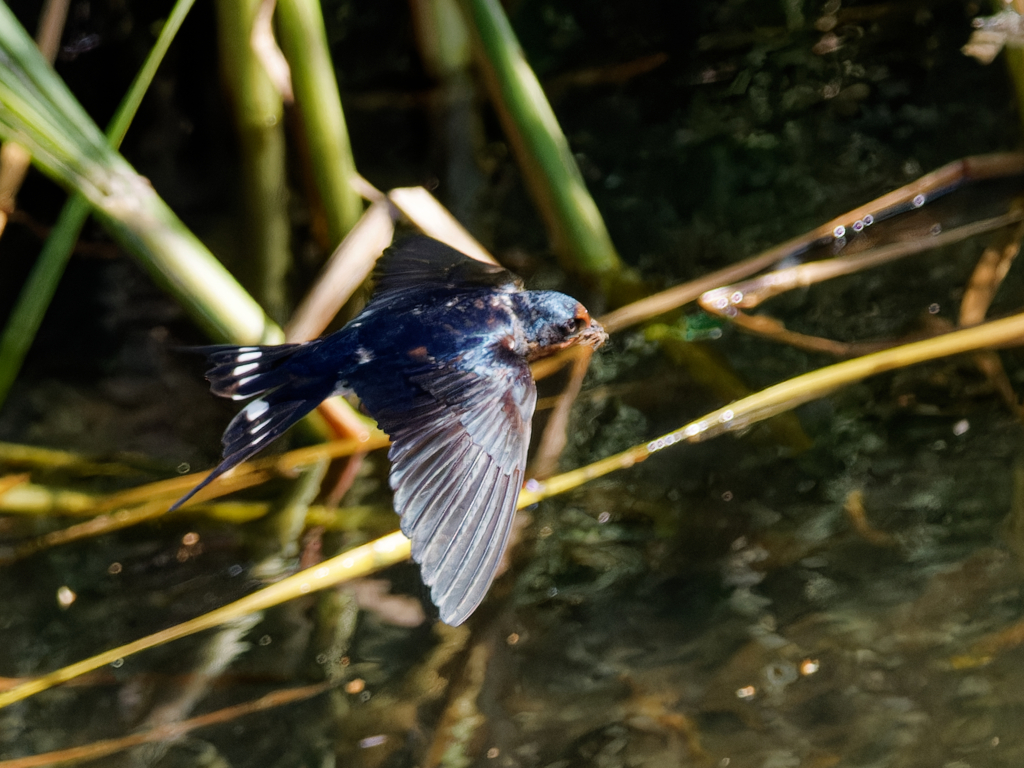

{"left": 172, "top": 235, "right": 607, "bottom": 624}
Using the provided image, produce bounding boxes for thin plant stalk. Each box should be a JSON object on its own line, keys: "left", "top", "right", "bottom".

{"left": 284, "top": 199, "right": 395, "bottom": 342}
{"left": 0, "top": 682, "right": 332, "bottom": 768}
{"left": 0, "top": 0, "right": 198, "bottom": 406}
{"left": 458, "top": 0, "right": 622, "bottom": 283}
{"left": 215, "top": 0, "right": 292, "bottom": 322}
{"left": 598, "top": 152, "right": 1024, "bottom": 335}
{"left": 276, "top": 0, "right": 362, "bottom": 246}
{"left": 387, "top": 185, "right": 496, "bottom": 263}
{"left": 0, "top": 431, "right": 390, "bottom": 519}
{"left": 698, "top": 211, "right": 1024, "bottom": 357}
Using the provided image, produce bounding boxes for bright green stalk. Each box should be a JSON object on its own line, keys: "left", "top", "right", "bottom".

{"left": 0, "top": 2, "right": 283, "bottom": 347}
{"left": 276, "top": 0, "right": 362, "bottom": 247}
{"left": 214, "top": 0, "right": 291, "bottom": 323}
{"left": 458, "top": 0, "right": 622, "bottom": 281}
{"left": 0, "top": 0, "right": 198, "bottom": 406}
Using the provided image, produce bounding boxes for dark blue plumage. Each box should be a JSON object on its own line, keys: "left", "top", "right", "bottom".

{"left": 172, "top": 236, "right": 607, "bottom": 624}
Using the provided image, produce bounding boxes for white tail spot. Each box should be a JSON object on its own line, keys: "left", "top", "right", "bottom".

{"left": 243, "top": 399, "right": 269, "bottom": 420}
{"left": 251, "top": 419, "right": 272, "bottom": 434}
{"left": 236, "top": 351, "right": 263, "bottom": 363}
{"left": 232, "top": 362, "right": 259, "bottom": 376}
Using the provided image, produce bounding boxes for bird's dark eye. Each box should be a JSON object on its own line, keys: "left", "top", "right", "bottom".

{"left": 564, "top": 317, "right": 586, "bottom": 335}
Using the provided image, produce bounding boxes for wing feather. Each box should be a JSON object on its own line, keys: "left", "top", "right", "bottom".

{"left": 429, "top": 468, "right": 506, "bottom": 594}
{"left": 373, "top": 236, "right": 522, "bottom": 301}
{"left": 419, "top": 452, "right": 496, "bottom": 575}
{"left": 437, "top": 470, "right": 519, "bottom": 619}
{"left": 446, "top": 472, "right": 520, "bottom": 621}
{"left": 373, "top": 357, "right": 536, "bottom": 625}
{"left": 401, "top": 441, "right": 476, "bottom": 552}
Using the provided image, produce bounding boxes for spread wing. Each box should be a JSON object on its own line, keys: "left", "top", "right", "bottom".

{"left": 364, "top": 356, "right": 536, "bottom": 625}
{"left": 373, "top": 236, "right": 523, "bottom": 301}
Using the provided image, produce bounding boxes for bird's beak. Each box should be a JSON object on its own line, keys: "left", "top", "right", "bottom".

{"left": 579, "top": 319, "right": 608, "bottom": 349}
{"left": 574, "top": 305, "right": 608, "bottom": 350}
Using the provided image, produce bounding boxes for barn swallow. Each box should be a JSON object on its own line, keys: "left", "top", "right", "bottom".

{"left": 171, "top": 235, "right": 607, "bottom": 625}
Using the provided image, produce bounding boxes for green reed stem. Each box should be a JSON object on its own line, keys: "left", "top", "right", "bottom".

{"left": 0, "top": 0, "right": 201, "bottom": 407}
{"left": 0, "top": 2, "right": 283, "bottom": 350}
{"left": 276, "top": 0, "right": 362, "bottom": 247}
{"left": 214, "top": 0, "right": 292, "bottom": 322}
{"left": 458, "top": 0, "right": 622, "bottom": 283}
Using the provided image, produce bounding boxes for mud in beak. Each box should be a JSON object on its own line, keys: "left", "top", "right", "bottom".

{"left": 577, "top": 318, "right": 608, "bottom": 349}
{"left": 573, "top": 304, "right": 608, "bottom": 350}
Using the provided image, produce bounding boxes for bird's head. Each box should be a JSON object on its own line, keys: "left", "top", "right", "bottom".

{"left": 515, "top": 291, "right": 608, "bottom": 361}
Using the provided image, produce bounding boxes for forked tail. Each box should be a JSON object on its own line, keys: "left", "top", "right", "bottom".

{"left": 169, "top": 343, "right": 329, "bottom": 511}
